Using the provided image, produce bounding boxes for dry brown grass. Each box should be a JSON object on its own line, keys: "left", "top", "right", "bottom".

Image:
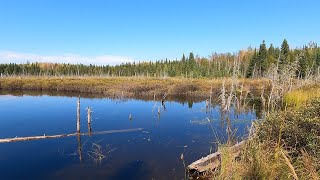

{"left": 0, "top": 76, "right": 268, "bottom": 97}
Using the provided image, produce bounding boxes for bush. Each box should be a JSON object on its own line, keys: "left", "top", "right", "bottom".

{"left": 258, "top": 98, "right": 320, "bottom": 167}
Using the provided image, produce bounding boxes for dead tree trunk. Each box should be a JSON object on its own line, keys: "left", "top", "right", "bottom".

{"left": 87, "top": 107, "right": 92, "bottom": 136}
{"left": 87, "top": 107, "right": 92, "bottom": 125}
{"left": 77, "top": 96, "right": 81, "bottom": 133}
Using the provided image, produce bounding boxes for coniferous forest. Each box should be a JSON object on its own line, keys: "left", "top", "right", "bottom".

{"left": 1, "top": 39, "right": 320, "bottom": 78}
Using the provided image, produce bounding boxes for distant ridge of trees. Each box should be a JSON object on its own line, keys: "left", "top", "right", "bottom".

{"left": 1, "top": 39, "right": 319, "bottom": 78}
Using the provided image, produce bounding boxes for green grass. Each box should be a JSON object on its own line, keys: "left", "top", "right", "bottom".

{"left": 284, "top": 84, "right": 320, "bottom": 108}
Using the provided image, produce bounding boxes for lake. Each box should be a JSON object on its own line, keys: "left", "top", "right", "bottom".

{"left": 0, "top": 91, "right": 256, "bottom": 180}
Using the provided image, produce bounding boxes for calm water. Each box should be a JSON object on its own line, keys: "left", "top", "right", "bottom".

{"left": 0, "top": 92, "right": 256, "bottom": 180}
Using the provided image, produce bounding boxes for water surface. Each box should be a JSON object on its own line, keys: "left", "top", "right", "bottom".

{"left": 0, "top": 92, "right": 256, "bottom": 180}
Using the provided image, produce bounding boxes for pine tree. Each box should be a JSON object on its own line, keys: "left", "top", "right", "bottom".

{"left": 181, "top": 54, "right": 186, "bottom": 62}
{"left": 267, "top": 43, "right": 277, "bottom": 67}
{"left": 268, "top": 43, "right": 275, "bottom": 56}
{"left": 186, "top": 52, "right": 195, "bottom": 76}
{"left": 298, "top": 47, "right": 308, "bottom": 78}
{"left": 257, "top": 40, "right": 268, "bottom": 75}
{"left": 189, "top": 52, "right": 195, "bottom": 62}
{"left": 279, "top": 39, "right": 290, "bottom": 71}
{"left": 246, "top": 49, "right": 258, "bottom": 78}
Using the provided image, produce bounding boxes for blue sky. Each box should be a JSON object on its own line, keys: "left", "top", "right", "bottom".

{"left": 0, "top": 0, "right": 319, "bottom": 65}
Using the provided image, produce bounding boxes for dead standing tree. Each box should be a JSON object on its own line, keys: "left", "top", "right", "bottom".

{"left": 87, "top": 107, "right": 92, "bottom": 136}
{"left": 77, "top": 96, "right": 81, "bottom": 133}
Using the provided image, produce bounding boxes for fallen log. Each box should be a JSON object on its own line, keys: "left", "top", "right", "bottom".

{"left": 188, "top": 140, "right": 246, "bottom": 175}
{"left": 0, "top": 128, "right": 143, "bottom": 143}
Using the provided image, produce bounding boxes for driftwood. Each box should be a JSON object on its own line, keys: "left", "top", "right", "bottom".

{"left": 0, "top": 128, "right": 143, "bottom": 143}
{"left": 188, "top": 140, "right": 246, "bottom": 175}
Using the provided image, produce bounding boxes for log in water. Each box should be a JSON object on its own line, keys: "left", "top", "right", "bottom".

{"left": 0, "top": 128, "right": 143, "bottom": 143}
{"left": 188, "top": 140, "right": 246, "bottom": 174}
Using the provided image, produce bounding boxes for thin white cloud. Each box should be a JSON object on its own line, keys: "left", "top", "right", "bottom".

{"left": 0, "top": 50, "right": 135, "bottom": 65}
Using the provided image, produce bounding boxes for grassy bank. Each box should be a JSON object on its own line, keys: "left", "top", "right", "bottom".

{"left": 215, "top": 97, "right": 320, "bottom": 179}
{"left": 0, "top": 76, "right": 267, "bottom": 97}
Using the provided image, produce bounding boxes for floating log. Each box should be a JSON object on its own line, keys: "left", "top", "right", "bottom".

{"left": 188, "top": 140, "right": 246, "bottom": 175}
{"left": 0, "top": 128, "right": 143, "bottom": 143}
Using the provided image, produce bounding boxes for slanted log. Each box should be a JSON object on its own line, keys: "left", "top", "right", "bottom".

{"left": 188, "top": 140, "right": 246, "bottom": 174}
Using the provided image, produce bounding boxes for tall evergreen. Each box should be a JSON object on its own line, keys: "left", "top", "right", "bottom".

{"left": 181, "top": 54, "right": 186, "bottom": 62}
{"left": 246, "top": 49, "right": 258, "bottom": 78}
{"left": 298, "top": 46, "right": 308, "bottom": 78}
{"left": 279, "top": 39, "right": 290, "bottom": 71}
{"left": 257, "top": 40, "right": 268, "bottom": 75}
{"left": 188, "top": 52, "right": 195, "bottom": 76}
{"left": 268, "top": 43, "right": 275, "bottom": 57}
{"left": 267, "top": 43, "right": 277, "bottom": 66}
{"left": 189, "top": 52, "right": 195, "bottom": 62}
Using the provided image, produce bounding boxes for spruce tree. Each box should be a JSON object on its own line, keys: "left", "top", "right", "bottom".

{"left": 268, "top": 43, "right": 275, "bottom": 57}
{"left": 188, "top": 52, "right": 195, "bottom": 74}
{"left": 298, "top": 47, "right": 308, "bottom": 78}
{"left": 279, "top": 39, "right": 290, "bottom": 71}
{"left": 267, "top": 43, "right": 277, "bottom": 66}
{"left": 257, "top": 40, "right": 268, "bottom": 75}
{"left": 189, "top": 52, "right": 195, "bottom": 62}
{"left": 246, "top": 49, "right": 258, "bottom": 78}
{"left": 181, "top": 54, "right": 186, "bottom": 62}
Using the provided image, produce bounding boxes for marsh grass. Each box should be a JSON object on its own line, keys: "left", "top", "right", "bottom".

{"left": 217, "top": 141, "right": 300, "bottom": 179}
{"left": 0, "top": 76, "right": 267, "bottom": 97}
{"left": 284, "top": 85, "right": 320, "bottom": 108}
{"left": 215, "top": 98, "right": 320, "bottom": 179}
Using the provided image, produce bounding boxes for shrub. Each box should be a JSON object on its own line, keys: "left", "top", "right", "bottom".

{"left": 259, "top": 98, "right": 320, "bottom": 156}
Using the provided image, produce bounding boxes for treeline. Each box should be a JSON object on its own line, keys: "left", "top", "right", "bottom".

{"left": 246, "top": 40, "right": 320, "bottom": 78}
{"left": 1, "top": 39, "right": 319, "bottom": 78}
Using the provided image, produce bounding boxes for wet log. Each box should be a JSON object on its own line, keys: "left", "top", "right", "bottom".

{"left": 0, "top": 128, "right": 143, "bottom": 143}
{"left": 188, "top": 140, "right": 246, "bottom": 175}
